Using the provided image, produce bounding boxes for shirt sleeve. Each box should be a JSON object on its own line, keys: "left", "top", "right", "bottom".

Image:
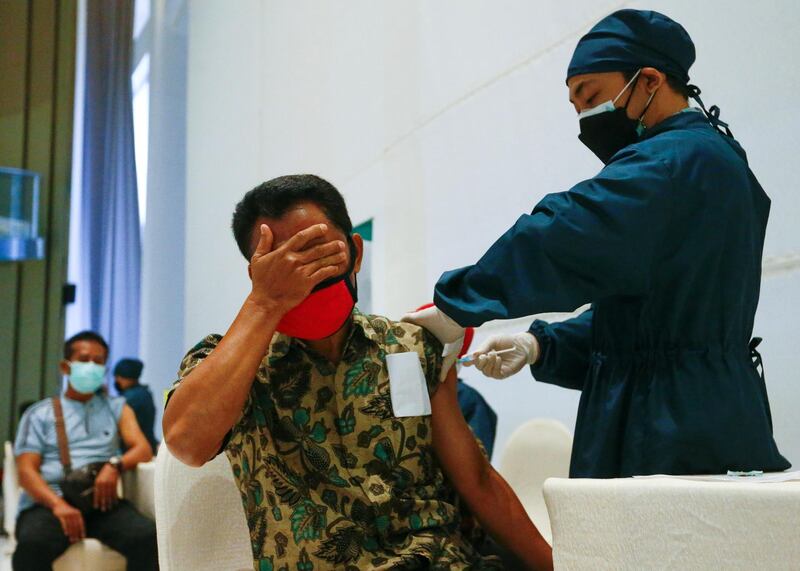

{"left": 529, "top": 308, "right": 594, "bottom": 391}
{"left": 169, "top": 334, "right": 224, "bottom": 394}
{"left": 433, "top": 147, "right": 674, "bottom": 326}
{"left": 420, "top": 327, "right": 444, "bottom": 396}
{"left": 109, "top": 396, "right": 125, "bottom": 422}
{"left": 14, "top": 403, "right": 48, "bottom": 456}
{"left": 165, "top": 334, "right": 250, "bottom": 455}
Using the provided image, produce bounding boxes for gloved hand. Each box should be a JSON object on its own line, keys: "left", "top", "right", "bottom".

{"left": 464, "top": 332, "right": 540, "bottom": 380}
{"left": 401, "top": 305, "right": 465, "bottom": 381}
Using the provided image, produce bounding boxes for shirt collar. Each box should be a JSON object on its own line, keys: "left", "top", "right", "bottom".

{"left": 639, "top": 105, "right": 711, "bottom": 141}
{"left": 62, "top": 392, "right": 104, "bottom": 408}
{"left": 350, "top": 308, "right": 384, "bottom": 345}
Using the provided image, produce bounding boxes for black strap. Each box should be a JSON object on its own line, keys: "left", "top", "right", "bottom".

{"left": 749, "top": 337, "right": 774, "bottom": 432}
{"left": 749, "top": 337, "right": 764, "bottom": 377}
{"left": 687, "top": 84, "right": 733, "bottom": 137}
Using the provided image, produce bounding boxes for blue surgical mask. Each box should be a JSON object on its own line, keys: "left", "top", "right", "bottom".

{"left": 577, "top": 70, "right": 642, "bottom": 122}
{"left": 69, "top": 362, "right": 106, "bottom": 394}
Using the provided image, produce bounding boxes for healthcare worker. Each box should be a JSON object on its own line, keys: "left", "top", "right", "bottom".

{"left": 403, "top": 9, "right": 790, "bottom": 478}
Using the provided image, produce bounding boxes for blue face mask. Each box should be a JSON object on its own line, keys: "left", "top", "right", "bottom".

{"left": 69, "top": 362, "right": 107, "bottom": 394}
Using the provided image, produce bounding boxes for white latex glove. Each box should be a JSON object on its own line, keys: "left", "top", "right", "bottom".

{"left": 401, "top": 306, "right": 465, "bottom": 381}
{"left": 464, "top": 332, "right": 540, "bottom": 380}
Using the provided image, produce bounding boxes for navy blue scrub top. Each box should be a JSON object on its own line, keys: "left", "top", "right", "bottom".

{"left": 435, "top": 110, "right": 790, "bottom": 478}
{"left": 457, "top": 378, "right": 498, "bottom": 459}
{"left": 122, "top": 384, "right": 159, "bottom": 454}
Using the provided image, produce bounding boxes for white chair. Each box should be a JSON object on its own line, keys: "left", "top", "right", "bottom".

{"left": 52, "top": 539, "right": 126, "bottom": 571}
{"left": 498, "top": 419, "right": 572, "bottom": 544}
{"left": 122, "top": 461, "right": 155, "bottom": 520}
{"left": 154, "top": 442, "right": 252, "bottom": 571}
{"left": 3, "top": 441, "right": 127, "bottom": 570}
{"left": 3, "top": 441, "right": 20, "bottom": 564}
{"left": 3, "top": 442, "right": 19, "bottom": 539}
{"left": 544, "top": 476, "right": 800, "bottom": 570}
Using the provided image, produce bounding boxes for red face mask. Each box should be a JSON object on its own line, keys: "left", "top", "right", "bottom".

{"left": 276, "top": 240, "right": 359, "bottom": 340}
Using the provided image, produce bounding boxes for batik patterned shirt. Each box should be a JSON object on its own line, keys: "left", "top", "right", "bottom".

{"left": 172, "top": 310, "right": 501, "bottom": 571}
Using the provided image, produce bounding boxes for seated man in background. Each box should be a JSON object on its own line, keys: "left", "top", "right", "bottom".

{"left": 417, "top": 304, "right": 498, "bottom": 458}
{"left": 164, "top": 175, "right": 552, "bottom": 570}
{"left": 114, "top": 357, "right": 160, "bottom": 454}
{"left": 13, "top": 331, "right": 158, "bottom": 571}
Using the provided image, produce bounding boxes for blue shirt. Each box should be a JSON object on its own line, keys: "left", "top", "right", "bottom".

{"left": 121, "top": 384, "right": 159, "bottom": 454}
{"left": 14, "top": 393, "right": 124, "bottom": 513}
{"left": 456, "top": 379, "right": 497, "bottom": 459}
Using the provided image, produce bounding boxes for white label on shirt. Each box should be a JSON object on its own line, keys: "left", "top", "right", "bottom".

{"left": 386, "top": 351, "right": 431, "bottom": 417}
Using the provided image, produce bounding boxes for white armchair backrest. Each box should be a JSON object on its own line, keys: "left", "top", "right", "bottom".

{"left": 498, "top": 418, "right": 572, "bottom": 543}
{"left": 544, "top": 476, "right": 800, "bottom": 570}
{"left": 153, "top": 443, "right": 252, "bottom": 571}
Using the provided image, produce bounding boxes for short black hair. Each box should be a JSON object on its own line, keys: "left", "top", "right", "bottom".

{"left": 64, "top": 330, "right": 109, "bottom": 360}
{"left": 231, "top": 174, "right": 353, "bottom": 260}
{"left": 622, "top": 69, "right": 691, "bottom": 99}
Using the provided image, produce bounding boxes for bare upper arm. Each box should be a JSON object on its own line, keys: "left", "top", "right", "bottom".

{"left": 118, "top": 404, "right": 152, "bottom": 459}
{"left": 16, "top": 451, "right": 42, "bottom": 473}
{"left": 431, "top": 367, "right": 491, "bottom": 490}
{"left": 163, "top": 383, "right": 236, "bottom": 465}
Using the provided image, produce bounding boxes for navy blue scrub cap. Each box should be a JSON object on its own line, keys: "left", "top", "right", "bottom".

{"left": 114, "top": 358, "right": 143, "bottom": 379}
{"left": 567, "top": 9, "right": 695, "bottom": 85}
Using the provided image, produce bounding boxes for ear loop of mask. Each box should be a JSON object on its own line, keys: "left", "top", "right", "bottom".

{"left": 613, "top": 68, "right": 643, "bottom": 107}
{"left": 636, "top": 89, "right": 658, "bottom": 133}
{"left": 616, "top": 68, "right": 659, "bottom": 134}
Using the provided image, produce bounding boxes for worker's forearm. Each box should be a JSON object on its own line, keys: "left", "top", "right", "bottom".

{"left": 18, "top": 468, "right": 68, "bottom": 510}
{"left": 163, "top": 295, "right": 281, "bottom": 464}
{"left": 469, "top": 469, "right": 553, "bottom": 571}
{"left": 121, "top": 441, "right": 152, "bottom": 469}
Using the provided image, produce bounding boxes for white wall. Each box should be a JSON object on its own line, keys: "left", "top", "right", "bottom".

{"left": 139, "top": 0, "right": 188, "bottom": 438}
{"left": 172, "top": 0, "right": 800, "bottom": 465}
